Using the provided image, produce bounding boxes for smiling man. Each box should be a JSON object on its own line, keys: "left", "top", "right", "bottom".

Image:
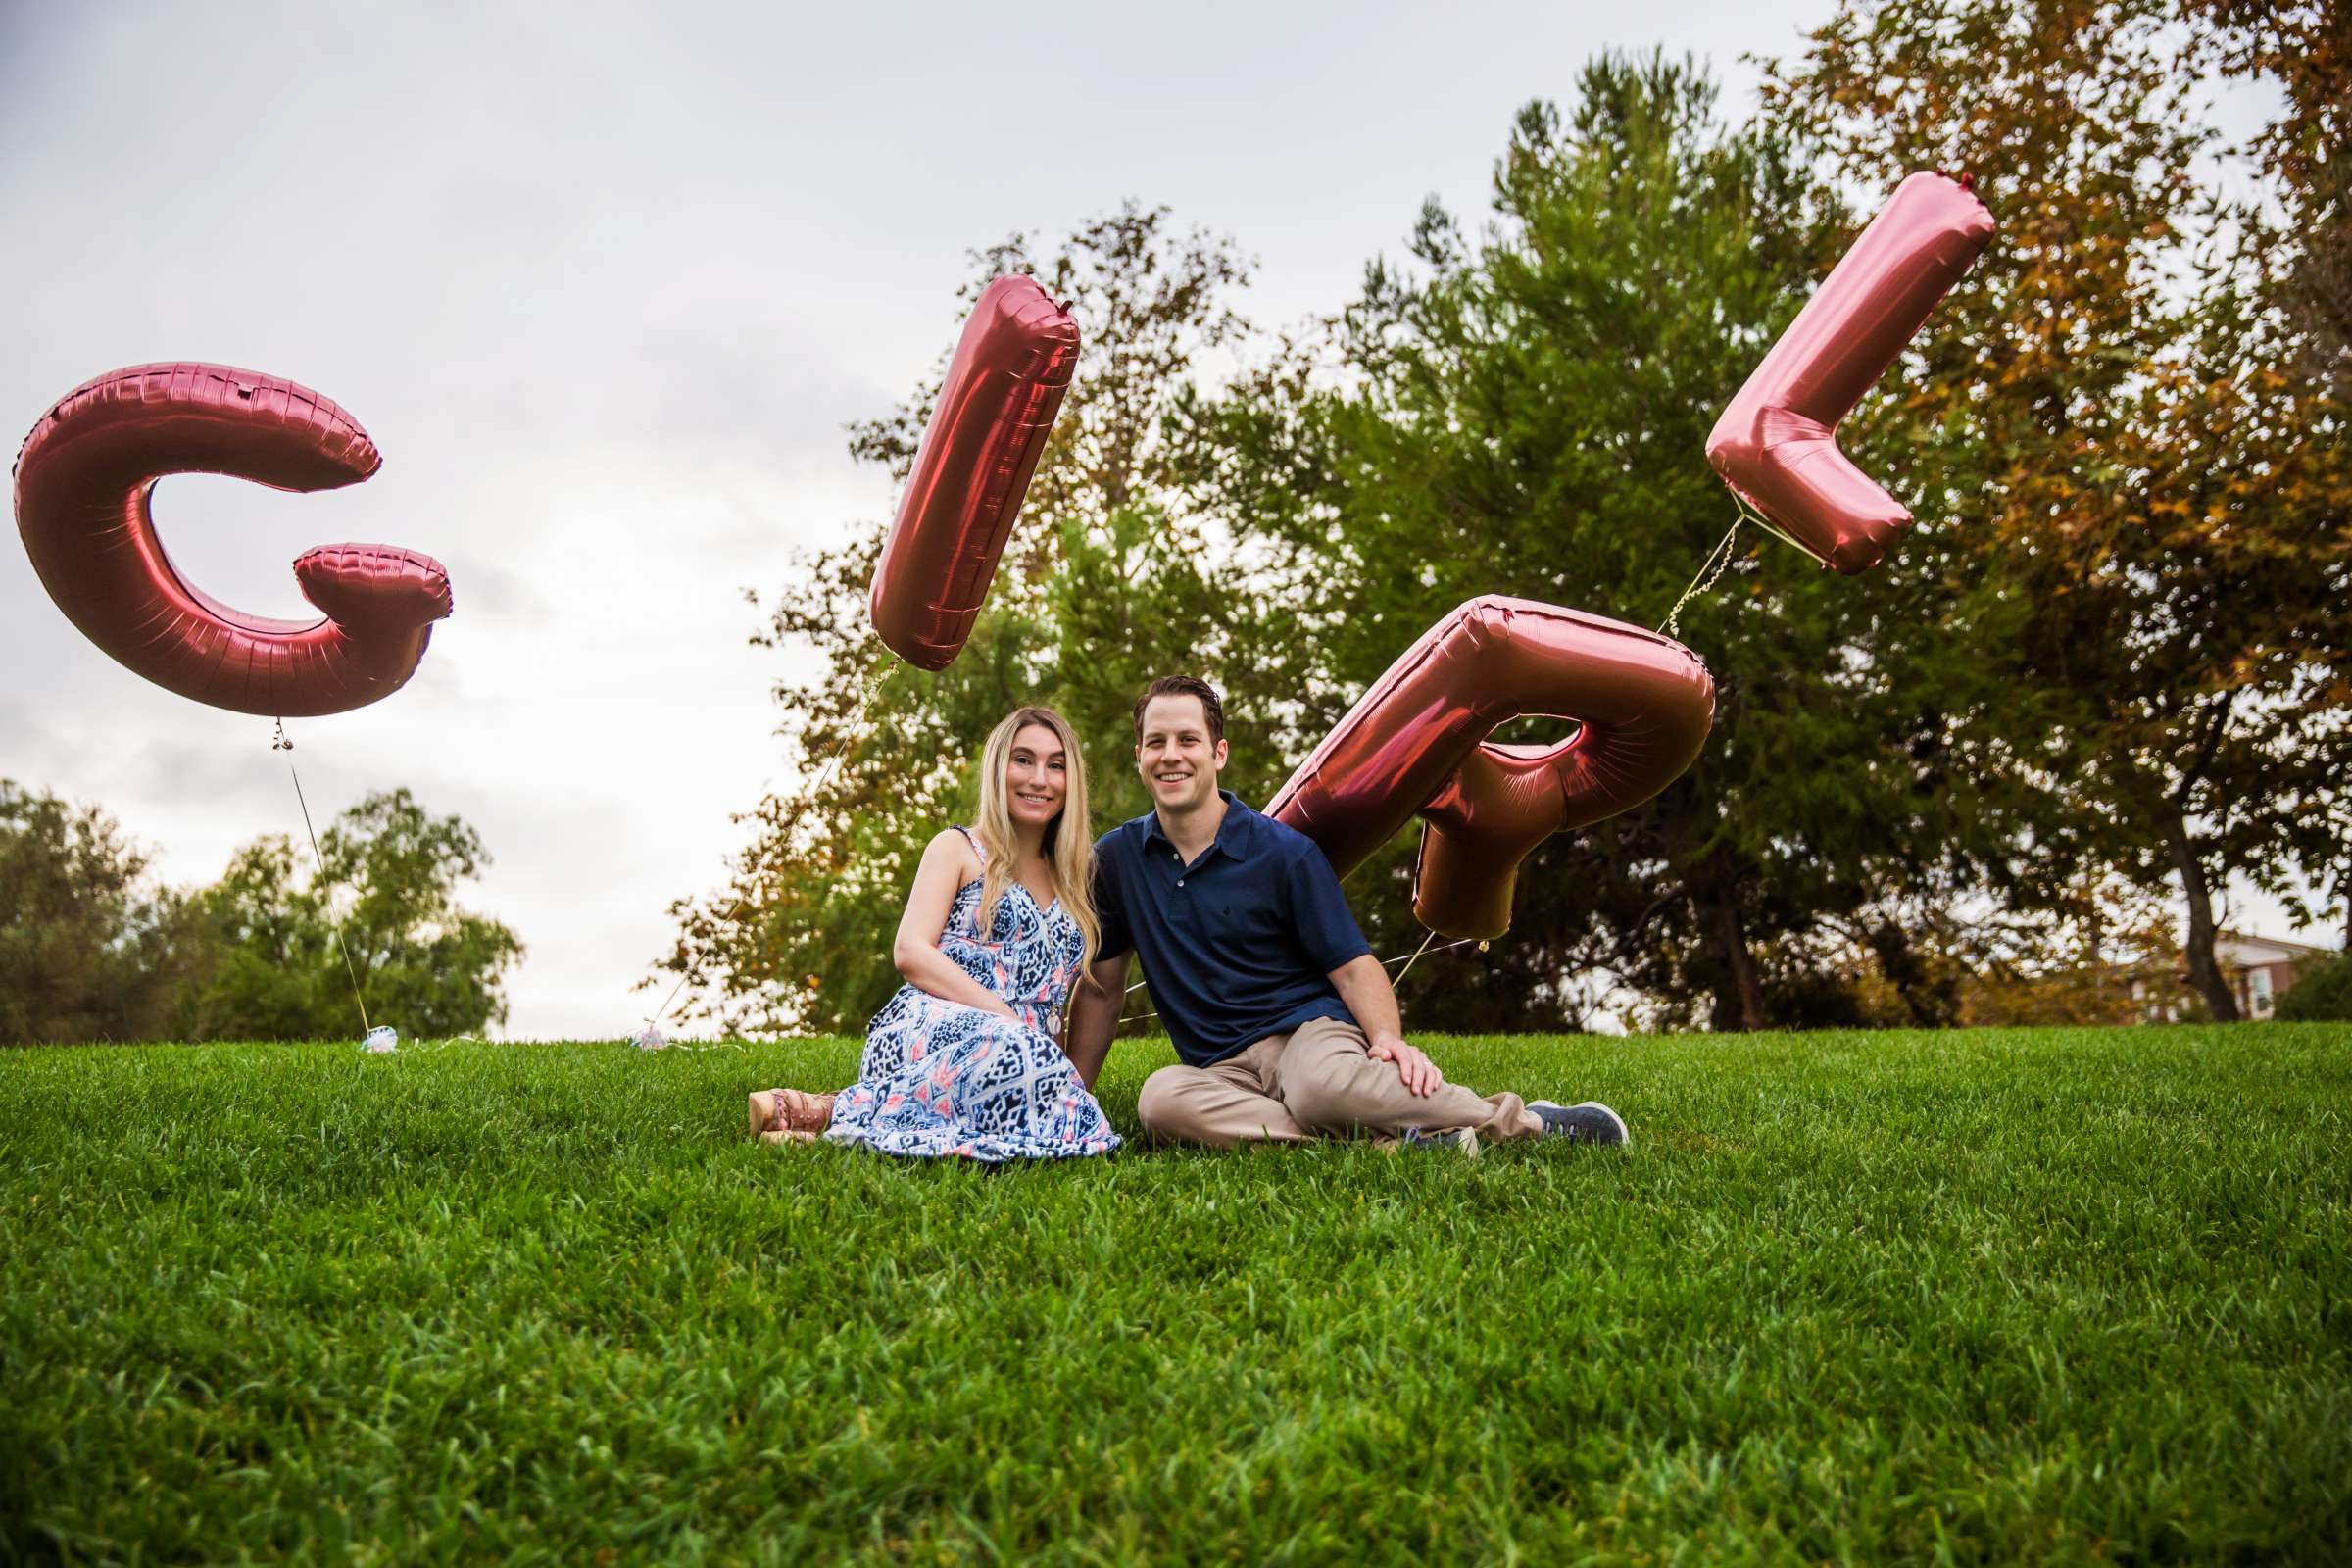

{"left": 1062, "top": 675, "right": 1628, "bottom": 1152}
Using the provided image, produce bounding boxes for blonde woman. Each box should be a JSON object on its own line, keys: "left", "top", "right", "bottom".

{"left": 750, "top": 707, "right": 1120, "bottom": 1160}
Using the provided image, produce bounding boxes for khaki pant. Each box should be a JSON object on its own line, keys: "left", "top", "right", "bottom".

{"left": 1135, "top": 1016, "right": 1544, "bottom": 1148}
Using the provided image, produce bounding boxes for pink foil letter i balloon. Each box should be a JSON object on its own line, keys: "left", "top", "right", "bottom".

{"left": 868, "top": 275, "right": 1080, "bottom": 670}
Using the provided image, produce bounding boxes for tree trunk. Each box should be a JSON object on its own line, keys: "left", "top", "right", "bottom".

{"left": 2166, "top": 813, "right": 2240, "bottom": 1022}
{"left": 1708, "top": 878, "right": 1768, "bottom": 1032}
{"left": 1867, "top": 919, "right": 1955, "bottom": 1027}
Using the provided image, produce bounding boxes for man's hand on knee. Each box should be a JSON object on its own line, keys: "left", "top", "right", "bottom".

{"left": 1367, "top": 1032, "right": 1444, "bottom": 1098}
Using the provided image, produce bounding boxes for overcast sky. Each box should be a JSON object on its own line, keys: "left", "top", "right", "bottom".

{"left": 1, "top": 3, "right": 2320, "bottom": 1041}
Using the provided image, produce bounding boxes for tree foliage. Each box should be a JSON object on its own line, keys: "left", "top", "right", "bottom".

{"left": 2188, "top": 1, "right": 2352, "bottom": 397}
{"left": 1179, "top": 52, "right": 2091, "bottom": 1031}
{"left": 2, "top": 780, "right": 521, "bottom": 1045}
{"left": 2276, "top": 950, "right": 2352, "bottom": 1021}
{"left": 1760, "top": 0, "right": 2352, "bottom": 1020}
{"left": 177, "top": 789, "right": 523, "bottom": 1041}
{"left": 0, "top": 781, "right": 203, "bottom": 1045}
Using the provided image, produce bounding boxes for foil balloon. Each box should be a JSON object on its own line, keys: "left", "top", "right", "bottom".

{"left": 869, "top": 274, "right": 1079, "bottom": 671}
{"left": 13, "top": 362, "right": 451, "bottom": 717}
{"left": 1268, "top": 596, "right": 1715, "bottom": 939}
{"left": 1707, "top": 171, "right": 1995, "bottom": 573}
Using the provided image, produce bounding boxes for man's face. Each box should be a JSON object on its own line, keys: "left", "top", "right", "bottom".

{"left": 1136, "top": 695, "right": 1227, "bottom": 813}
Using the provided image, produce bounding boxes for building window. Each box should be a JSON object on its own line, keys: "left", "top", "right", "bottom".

{"left": 2250, "top": 966, "right": 2274, "bottom": 1019}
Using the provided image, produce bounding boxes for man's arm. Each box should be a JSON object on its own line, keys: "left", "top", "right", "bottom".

{"left": 1062, "top": 952, "right": 1131, "bottom": 1090}
{"left": 1329, "top": 953, "right": 1445, "bottom": 1098}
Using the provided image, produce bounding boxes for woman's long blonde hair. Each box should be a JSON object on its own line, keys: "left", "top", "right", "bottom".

{"left": 972, "top": 706, "right": 1101, "bottom": 975}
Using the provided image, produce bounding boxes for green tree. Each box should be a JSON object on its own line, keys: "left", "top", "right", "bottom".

{"left": 660, "top": 205, "right": 1298, "bottom": 1034}
{"left": 1178, "top": 53, "right": 2076, "bottom": 1030}
{"left": 666, "top": 30, "right": 2344, "bottom": 1035}
{"left": 1761, "top": 0, "right": 2352, "bottom": 1020}
{"left": 2190, "top": 1, "right": 2350, "bottom": 397}
{"left": 178, "top": 789, "right": 522, "bottom": 1040}
{"left": 0, "top": 780, "right": 202, "bottom": 1045}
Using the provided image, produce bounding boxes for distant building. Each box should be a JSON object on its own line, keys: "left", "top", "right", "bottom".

{"left": 2125, "top": 928, "right": 2338, "bottom": 1022}
{"left": 2215, "top": 929, "right": 2337, "bottom": 1020}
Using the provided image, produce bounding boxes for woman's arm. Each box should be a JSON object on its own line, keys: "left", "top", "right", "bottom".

{"left": 892, "top": 830, "right": 1019, "bottom": 1018}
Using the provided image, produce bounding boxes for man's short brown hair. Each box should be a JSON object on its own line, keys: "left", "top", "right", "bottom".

{"left": 1133, "top": 675, "right": 1224, "bottom": 744}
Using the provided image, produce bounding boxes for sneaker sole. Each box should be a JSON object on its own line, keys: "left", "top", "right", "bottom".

{"left": 1529, "top": 1100, "right": 1632, "bottom": 1147}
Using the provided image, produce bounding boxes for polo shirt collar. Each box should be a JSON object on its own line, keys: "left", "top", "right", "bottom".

{"left": 1144, "top": 790, "right": 1258, "bottom": 862}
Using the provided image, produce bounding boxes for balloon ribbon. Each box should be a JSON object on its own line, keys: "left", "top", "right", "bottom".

{"left": 1657, "top": 503, "right": 1761, "bottom": 641}
{"left": 273, "top": 719, "right": 372, "bottom": 1036}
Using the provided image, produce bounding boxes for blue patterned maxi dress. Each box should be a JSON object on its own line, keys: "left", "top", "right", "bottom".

{"left": 825, "top": 834, "right": 1121, "bottom": 1161}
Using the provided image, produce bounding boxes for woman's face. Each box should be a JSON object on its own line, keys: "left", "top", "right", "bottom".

{"left": 1004, "top": 722, "right": 1069, "bottom": 831}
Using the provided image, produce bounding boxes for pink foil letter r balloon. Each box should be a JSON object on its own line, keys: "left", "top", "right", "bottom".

{"left": 1269, "top": 598, "right": 1716, "bottom": 940}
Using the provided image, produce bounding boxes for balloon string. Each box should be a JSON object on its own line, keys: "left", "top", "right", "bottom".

{"left": 1657, "top": 504, "right": 1758, "bottom": 639}
{"left": 1390, "top": 929, "right": 1440, "bottom": 989}
{"left": 273, "top": 718, "right": 371, "bottom": 1036}
{"left": 1116, "top": 935, "right": 1480, "bottom": 1027}
{"left": 640, "top": 644, "right": 896, "bottom": 1038}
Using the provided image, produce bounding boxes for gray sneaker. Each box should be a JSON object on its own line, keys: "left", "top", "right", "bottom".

{"left": 1528, "top": 1101, "right": 1630, "bottom": 1147}
{"left": 1397, "top": 1126, "right": 1482, "bottom": 1157}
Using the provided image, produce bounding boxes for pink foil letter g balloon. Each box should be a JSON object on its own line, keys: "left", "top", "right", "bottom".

{"left": 13, "top": 362, "right": 452, "bottom": 717}
{"left": 868, "top": 275, "right": 1080, "bottom": 671}
{"left": 1707, "top": 172, "right": 1994, "bottom": 573}
{"left": 1268, "top": 597, "right": 1716, "bottom": 940}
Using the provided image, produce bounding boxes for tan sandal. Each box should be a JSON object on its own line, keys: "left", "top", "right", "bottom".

{"left": 748, "top": 1088, "right": 837, "bottom": 1138}
{"left": 759, "top": 1128, "right": 820, "bottom": 1146}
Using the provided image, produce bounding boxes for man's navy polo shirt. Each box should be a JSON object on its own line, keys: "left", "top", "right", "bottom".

{"left": 1093, "top": 791, "right": 1373, "bottom": 1067}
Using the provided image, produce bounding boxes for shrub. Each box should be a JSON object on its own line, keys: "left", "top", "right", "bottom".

{"left": 2278, "top": 952, "right": 2352, "bottom": 1021}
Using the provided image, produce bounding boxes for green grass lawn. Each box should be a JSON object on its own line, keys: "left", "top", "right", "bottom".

{"left": 2, "top": 1026, "right": 2347, "bottom": 1565}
